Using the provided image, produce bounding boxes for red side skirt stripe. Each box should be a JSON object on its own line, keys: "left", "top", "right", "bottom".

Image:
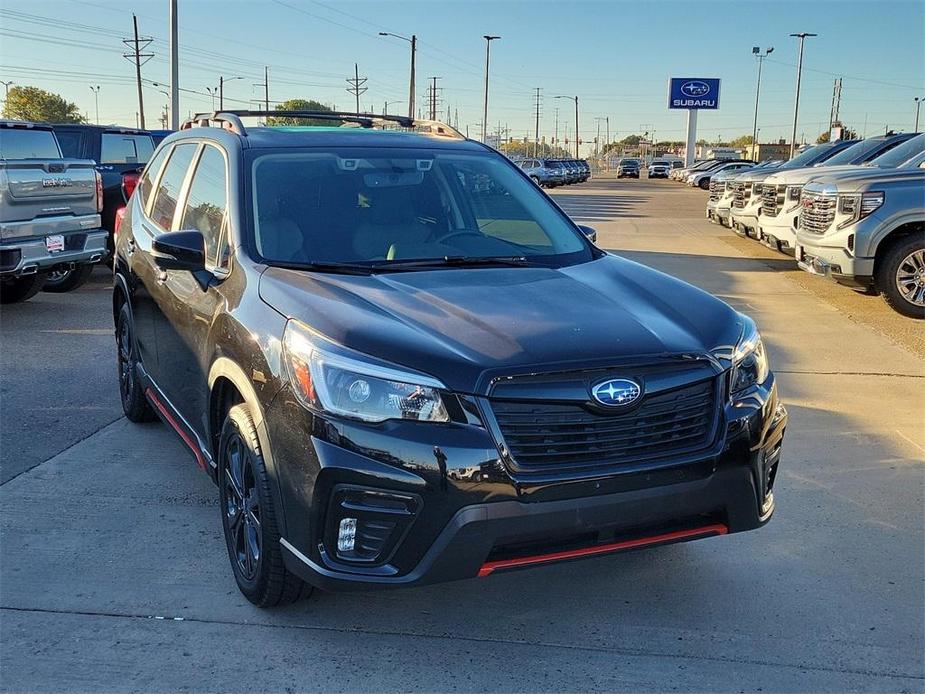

{"left": 477, "top": 523, "right": 729, "bottom": 577}
{"left": 145, "top": 387, "right": 207, "bottom": 470}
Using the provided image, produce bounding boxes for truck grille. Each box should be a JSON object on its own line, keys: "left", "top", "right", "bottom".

{"left": 731, "top": 181, "right": 752, "bottom": 209}
{"left": 761, "top": 184, "right": 785, "bottom": 217}
{"left": 708, "top": 179, "right": 724, "bottom": 202}
{"left": 490, "top": 378, "right": 719, "bottom": 473}
{"left": 800, "top": 193, "right": 837, "bottom": 234}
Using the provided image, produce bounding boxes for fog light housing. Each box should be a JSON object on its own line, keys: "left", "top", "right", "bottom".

{"left": 337, "top": 518, "right": 357, "bottom": 552}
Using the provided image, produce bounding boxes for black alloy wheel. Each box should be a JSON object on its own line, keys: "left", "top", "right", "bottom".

{"left": 116, "top": 302, "right": 155, "bottom": 421}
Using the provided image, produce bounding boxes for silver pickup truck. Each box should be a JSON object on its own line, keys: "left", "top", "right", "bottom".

{"left": 796, "top": 147, "right": 925, "bottom": 319}
{"left": 0, "top": 120, "right": 108, "bottom": 303}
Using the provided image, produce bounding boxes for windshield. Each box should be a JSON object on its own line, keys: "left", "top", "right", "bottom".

{"left": 780, "top": 145, "right": 827, "bottom": 169}
{"left": 249, "top": 148, "right": 593, "bottom": 268}
{"left": 822, "top": 138, "right": 898, "bottom": 166}
{"left": 868, "top": 133, "right": 925, "bottom": 168}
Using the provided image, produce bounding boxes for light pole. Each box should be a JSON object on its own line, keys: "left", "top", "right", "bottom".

{"left": 205, "top": 86, "right": 217, "bottom": 110}
{"left": 915, "top": 97, "right": 923, "bottom": 132}
{"left": 555, "top": 95, "right": 579, "bottom": 158}
{"left": 379, "top": 32, "right": 416, "bottom": 119}
{"left": 751, "top": 46, "right": 773, "bottom": 159}
{"left": 788, "top": 32, "right": 817, "bottom": 158}
{"left": 383, "top": 100, "right": 402, "bottom": 116}
{"left": 481, "top": 35, "right": 500, "bottom": 143}
{"left": 218, "top": 76, "right": 244, "bottom": 111}
{"left": 89, "top": 85, "right": 101, "bottom": 124}
{"left": 0, "top": 80, "right": 12, "bottom": 105}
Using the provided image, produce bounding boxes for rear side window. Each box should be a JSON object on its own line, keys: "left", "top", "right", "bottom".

{"left": 0, "top": 128, "right": 61, "bottom": 159}
{"left": 150, "top": 143, "right": 197, "bottom": 230}
{"left": 101, "top": 133, "right": 155, "bottom": 165}
{"left": 180, "top": 145, "right": 228, "bottom": 268}
{"left": 138, "top": 146, "right": 171, "bottom": 210}
{"left": 54, "top": 130, "right": 84, "bottom": 158}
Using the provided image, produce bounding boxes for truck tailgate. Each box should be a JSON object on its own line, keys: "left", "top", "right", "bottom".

{"left": 0, "top": 159, "right": 99, "bottom": 224}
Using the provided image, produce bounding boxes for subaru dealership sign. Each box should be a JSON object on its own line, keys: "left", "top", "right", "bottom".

{"left": 668, "top": 78, "right": 721, "bottom": 109}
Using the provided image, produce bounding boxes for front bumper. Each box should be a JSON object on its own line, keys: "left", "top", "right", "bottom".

{"left": 730, "top": 211, "right": 760, "bottom": 238}
{"left": 267, "top": 374, "right": 788, "bottom": 591}
{"left": 796, "top": 238, "right": 875, "bottom": 288}
{"left": 758, "top": 209, "right": 800, "bottom": 254}
{"left": 0, "top": 229, "right": 109, "bottom": 276}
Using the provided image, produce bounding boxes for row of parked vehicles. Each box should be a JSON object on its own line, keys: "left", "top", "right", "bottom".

{"left": 517, "top": 158, "right": 591, "bottom": 187}
{"left": 693, "top": 133, "right": 925, "bottom": 318}
{"left": 0, "top": 120, "right": 165, "bottom": 302}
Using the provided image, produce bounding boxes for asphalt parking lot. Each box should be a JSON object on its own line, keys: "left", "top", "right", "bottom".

{"left": 1, "top": 176, "right": 923, "bottom": 692}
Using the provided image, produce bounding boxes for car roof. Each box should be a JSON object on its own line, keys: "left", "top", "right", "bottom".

{"left": 50, "top": 123, "right": 152, "bottom": 136}
{"left": 0, "top": 119, "right": 55, "bottom": 131}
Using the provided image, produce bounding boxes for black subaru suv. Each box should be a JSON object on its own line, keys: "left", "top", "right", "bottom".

{"left": 113, "top": 111, "right": 787, "bottom": 607}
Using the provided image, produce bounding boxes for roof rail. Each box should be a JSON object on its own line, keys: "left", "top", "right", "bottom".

{"left": 180, "top": 110, "right": 464, "bottom": 139}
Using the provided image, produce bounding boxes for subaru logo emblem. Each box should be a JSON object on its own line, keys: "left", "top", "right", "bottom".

{"left": 680, "top": 81, "right": 710, "bottom": 97}
{"left": 591, "top": 378, "right": 642, "bottom": 407}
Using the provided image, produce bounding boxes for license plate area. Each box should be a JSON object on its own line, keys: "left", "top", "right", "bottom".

{"left": 45, "top": 235, "right": 65, "bottom": 253}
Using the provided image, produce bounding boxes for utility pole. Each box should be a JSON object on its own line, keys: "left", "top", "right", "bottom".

{"left": 168, "top": 0, "right": 179, "bottom": 129}
{"left": 554, "top": 108, "right": 559, "bottom": 153}
{"left": 828, "top": 77, "right": 842, "bottom": 136}
{"left": 533, "top": 88, "right": 542, "bottom": 157}
{"left": 123, "top": 14, "right": 153, "bottom": 129}
{"left": 89, "top": 85, "right": 100, "bottom": 124}
{"left": 751, "top": 46, "right": 773, "bottom": 159}
{"left": 425, "top": 76, "right": 441, "bottom": 120}
{"left": 264, "top": 66, "right": 270, "bottom": 112}
{"left": 555, "top": 95, "right": 579, "bottom": 158}
{"left": 481, "top": 35, "right": 500, "bottom": 142}
{"left": 914, "top": 97, "right": 922, "bottom": 131}
{"left": 789, "top": 32, "right": 817, "bottom": 158}
{"left": 346, "top": 64, "right": 368, "bottom": 113}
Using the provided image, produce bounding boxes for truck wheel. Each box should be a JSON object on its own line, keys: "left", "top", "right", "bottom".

{"left": 0, "top": 274, "right": 46, "bottom": 304}
{"left": 699, "top": 178, "right": 710, "bottom": 190}
{"left": 43, "top": 265, "right": 94, "bottom": 293}
{"left": 876, "top": 236, "right": 925, "bottom": 319}
{"left": 219, "top": 403, "right": 313, "bottom": 607}
{"left": 116, "top": 302, "right": 157, "bottom": 422}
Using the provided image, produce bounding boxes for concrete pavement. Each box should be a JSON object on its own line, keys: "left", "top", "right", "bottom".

{"left": 1, "top": 177, "right": 923, "bottom": 692}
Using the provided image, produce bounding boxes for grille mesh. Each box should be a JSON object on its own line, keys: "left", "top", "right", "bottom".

{"left": 800, "top": 194, "right": 837, "bottom": 234}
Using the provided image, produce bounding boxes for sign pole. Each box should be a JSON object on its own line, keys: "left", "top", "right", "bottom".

{"left": 684, "top": 109, "right": 698, "bottom": 167}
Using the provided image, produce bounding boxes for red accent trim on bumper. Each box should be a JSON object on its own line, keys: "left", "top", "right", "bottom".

{"left": 477, "top": 523, "right": 729, "bottom": 577}
{"left": 145, "top": 387, "right": 207, "bottom": 470}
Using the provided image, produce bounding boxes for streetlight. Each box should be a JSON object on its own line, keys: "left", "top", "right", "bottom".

{"left": 219, "top": 76, "right": 245, "bottom": 110}
{"left": 0, "top": 80, "right": 13, "bottom": 104}
{"left": 382, "top": 100, "right": 403, "bottom": 116}
{"left": 89, "top": 85, "right": 100, "bottom": 125}
{"left": 915, "top": 97, "right": 923, "bottom": 132}
{"left": 481, "top": 35, "right": 501, "bottom": 143}
{"left": 751, "top": 46, "right": 774, "bottom": 160}
{"left": 379, "top": 32, "right": 417, "bottom": 119}
{"left": 788, "top": 32, "right": 817, "bottom": 158}
{"left": 205, "top": 86, "right": 218, "bottom": 110}
{"left": 555, "top": 95, "right": 579, "bottom": 158}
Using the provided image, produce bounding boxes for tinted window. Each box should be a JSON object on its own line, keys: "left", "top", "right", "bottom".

{"left": 150, "top": 143, "right": 197, "bottom": 230}
{"left": 250, "top": 149, "right": 590, "bottom": 266}
{"left": 138, "top": 146, "right": 171, "bottom": 210}
{"left": 54, "top": 130, "right": 83, "bottom": 158}
{"left": 180, "top": 145, "right": 228, "bottom": 268}
{"left": 0, "top": 129, "right": 61, "bottom": 159}
{"left": 101, "top": 133, "right": 155, "bottom": 165}
{"left": 869, "top": 133, "right": 925, "bottom": 168}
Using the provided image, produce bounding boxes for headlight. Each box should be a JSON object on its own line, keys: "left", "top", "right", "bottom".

{"left": 282, "top": 320, "right": 449, "bottom": 423}
{"left": 837, "top": 191, "right": 884, "bottom": 229}
{"left": 730, "top": 316, "right": 770, "bottom": 395}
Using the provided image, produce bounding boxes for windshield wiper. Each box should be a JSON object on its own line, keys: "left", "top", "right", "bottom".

{"left": 369, "top": 255, "right": 542, "bottom": 271}
{"left": 270, "top": 260, "right": 375, "bottom": 275}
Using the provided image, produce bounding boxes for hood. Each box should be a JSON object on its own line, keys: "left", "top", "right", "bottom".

{"left": 763, "top": 164, "right": 870, "bottom": 186}
{"left": 804, "top": 166, "right": 925, "bottom": 192}
{"left": 258, "top": 255, "right": 742, "bottom": 394}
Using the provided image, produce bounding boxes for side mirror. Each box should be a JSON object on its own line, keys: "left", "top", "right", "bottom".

{"left": 153, "top": 230, "right": 206, "bottom": 273}
{"left": 577, "top": 225, "right": 597, "bottom": 243}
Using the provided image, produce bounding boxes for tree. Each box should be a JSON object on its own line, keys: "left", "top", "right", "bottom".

{"left": 619, "top": 134, "right": 642, "bottom": 146}
{"left": 267, "top": 99, "right": 335, "bottom": 126}
{"left": 817, "top": 125, "right": 859, "bottom": 144}
{"left": 2, "top": 86, "right": 84, "bottom": 123}
{"left": 728, "top": 134, "right": 755, "bottom": 148}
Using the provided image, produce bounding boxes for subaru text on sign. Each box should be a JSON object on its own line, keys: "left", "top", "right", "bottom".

{"left": 668, "top": 78, "right": 721, "bottom": 109}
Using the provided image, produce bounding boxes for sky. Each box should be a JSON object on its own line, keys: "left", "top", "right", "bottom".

{"left": 1, "top": 0, "right": 923, "bottom": 155}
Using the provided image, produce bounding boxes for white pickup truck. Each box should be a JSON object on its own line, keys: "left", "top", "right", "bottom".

{"left": 0, "top": 120, "right": 108, "bottom": 303}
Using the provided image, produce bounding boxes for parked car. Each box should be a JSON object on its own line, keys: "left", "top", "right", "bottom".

{"left": 707, "top": 161, "right": 781, "bottom": 227}
{"left": 0, "top": 120, "right": 107, "bottom": 301}
{"left": 648, "top": 160, "right": 671, "bottom": 178}
{"left": 796, "top": 145, "right": 925, "bottom": 318}
{"left": 520, "top": 158, "right": 566, "bottom": 188}
{"left": 52, "top": 124, "right": 156, "bottom": 254}
{"left": 113, "top": 110, "right": 786, "bottom": 606}
{"left": 617, "top": 159, "right": 640, "bottom": 178}
{"left": 671, "top": 159, "right": 728, "bottom": 182}
{"left": 730, "top": 141, "right": 859, "bottom": 238}
{"left": 757, "top": 133, "right": 918, "bottom": 254}
{"left": 688, "top": 161, "right": 754, "bottom": 190}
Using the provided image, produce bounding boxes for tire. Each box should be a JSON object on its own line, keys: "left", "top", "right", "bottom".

{"left": 115, "top": 302, "right": 157, "bottom": 422}
{"left": 0, "top": 274, "right": 46, "bottom": 304}
{"left": 875, "top": 235, "right": 925, "bottom": 319}
{"left": 219, "top": 404, "right": 312, "bottom": 607}
{"left": 699, "top": 178, "right": 710, "bottom": 190}
{"left": 43, "top": 264, "right": 94, "bottom": 293}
